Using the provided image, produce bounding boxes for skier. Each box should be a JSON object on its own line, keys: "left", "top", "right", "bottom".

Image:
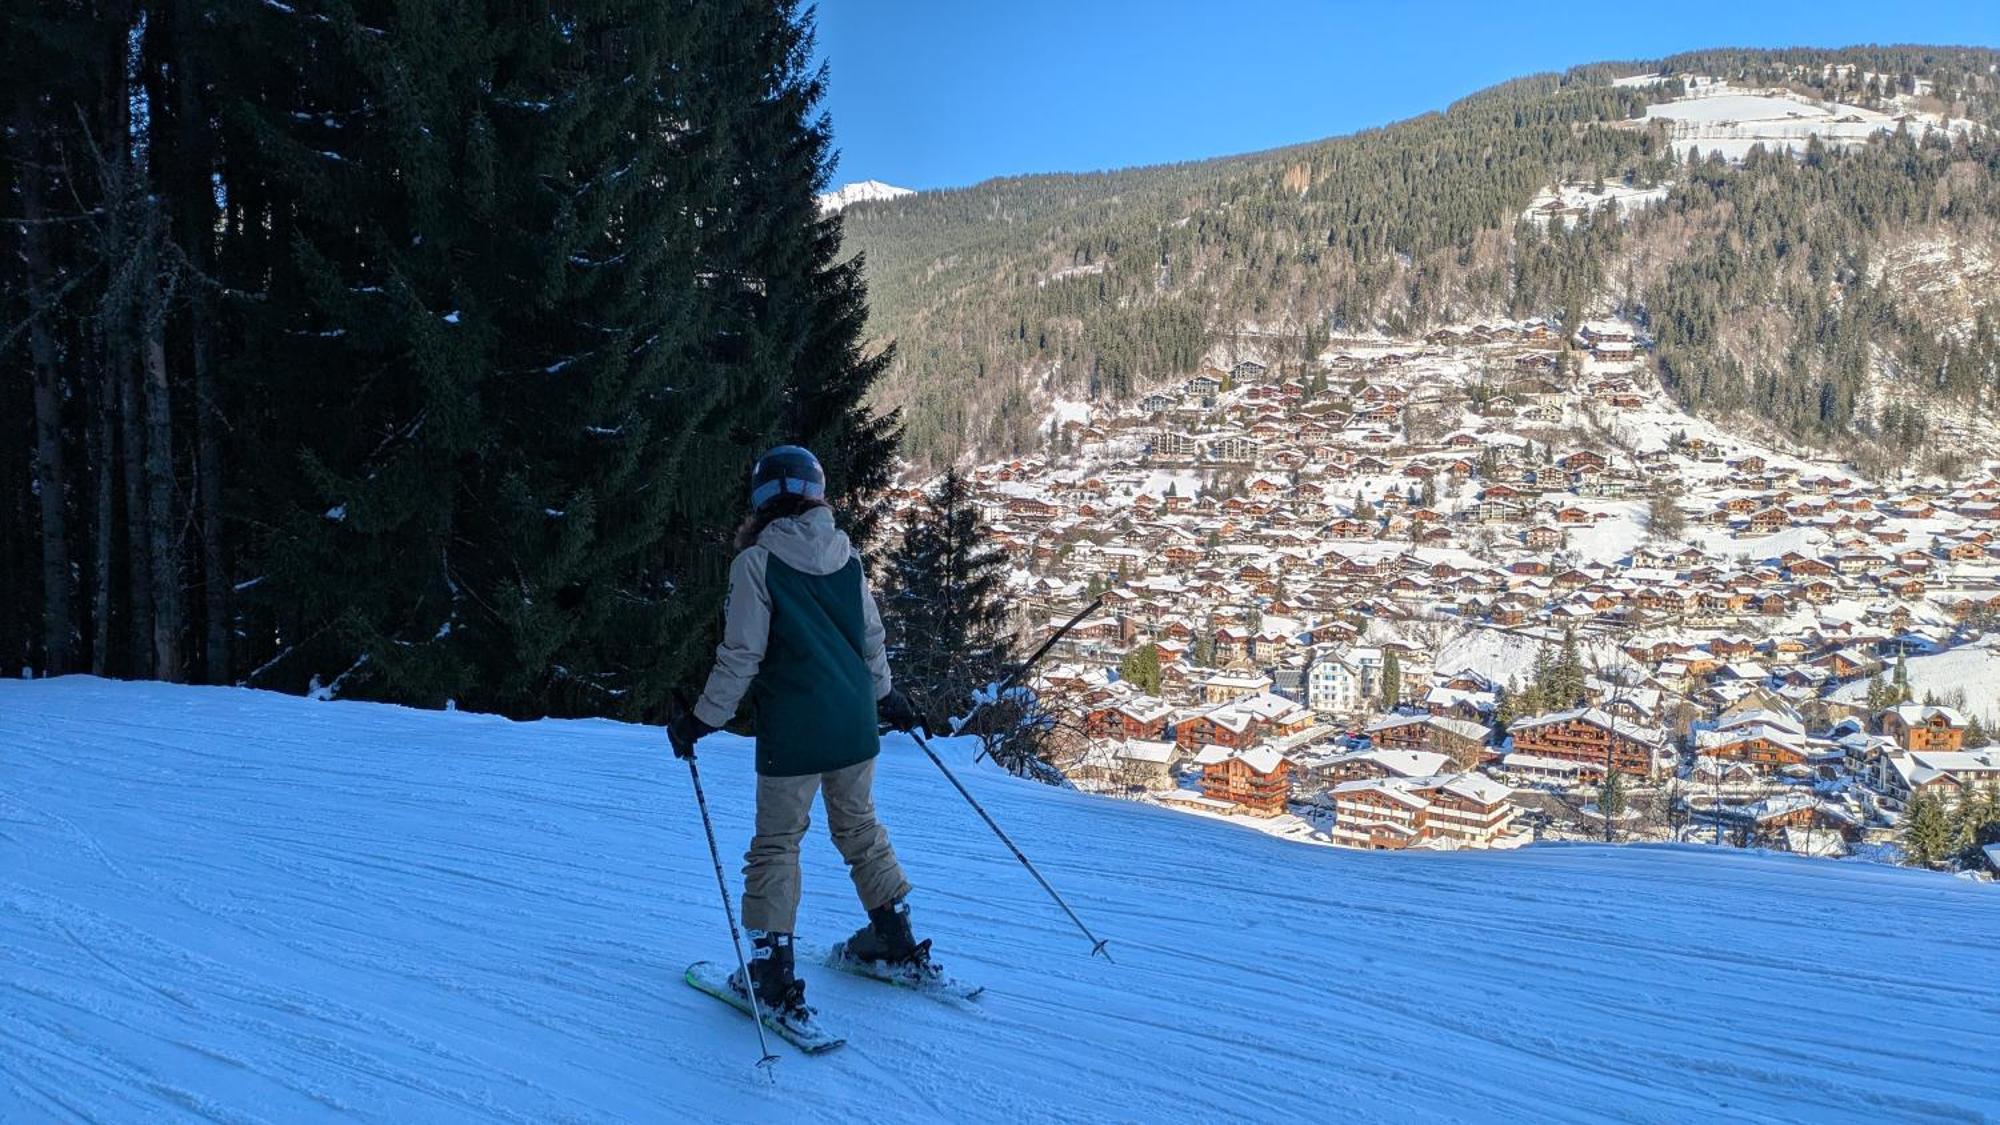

{"left": 667, "top": 444, "right": 932, "bottom": 1027}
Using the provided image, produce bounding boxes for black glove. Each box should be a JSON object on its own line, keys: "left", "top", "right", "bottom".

{"left": 668, "top": 708, "right": 715, "bottom": 760}
{"left": 877, "top": 688, "right": 927, "bottom": 736}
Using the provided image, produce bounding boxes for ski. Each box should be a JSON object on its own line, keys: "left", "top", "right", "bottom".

{"left": 684, "top": 961, "right": 846, "bottom": 1055}
{"left": 817, "top": 939, "right": 987, "bottom": 1002}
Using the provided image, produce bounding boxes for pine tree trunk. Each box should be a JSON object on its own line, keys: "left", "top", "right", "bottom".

{"left": 91, "top": 373, "right": 115, "bottom": 677}
{"left": 106, "top": 219, "right": 156, "bottom": 678}
{"left": 117, "top": 342, "right": 154, "bottom": 678}
{"left": 13, "top": 107, "right": 78, "bottom": 675}
{"left": 98, "top": 2, "right": 153, "bottom": 679}
{"left": 192, "top": 307, "right": 227, "bottom": 682}
{"left": 173, "top": 0, "right": 228, "bottom": 683}
{"left": 141, "top": 250, "right": 184, "bottom": 682}
{"left": 28, "top": 264, "right": 75, "bottom": 677}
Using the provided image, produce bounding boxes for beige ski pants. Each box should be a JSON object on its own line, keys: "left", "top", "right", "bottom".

{"left": 742, "top": 757, "right": 910, "bottom": 934}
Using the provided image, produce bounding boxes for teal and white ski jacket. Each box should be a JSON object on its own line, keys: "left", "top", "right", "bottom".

{"left": 692, "top": 505, "right": 894, "bottom": 777}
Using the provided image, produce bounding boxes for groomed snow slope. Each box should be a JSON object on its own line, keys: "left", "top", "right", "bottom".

{"left": 4, "top": 679, "right": 1998, "bottom": 1124}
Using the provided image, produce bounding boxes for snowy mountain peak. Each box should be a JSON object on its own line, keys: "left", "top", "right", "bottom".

{"left": 817, "top": 179, "right": 914, "bottom": 213}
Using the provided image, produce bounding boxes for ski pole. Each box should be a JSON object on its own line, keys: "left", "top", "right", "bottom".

{"left": 966, "top": 594, "right": 1103, "bottom": 761}
{"left": 909, "top": 728, "right": 1113, "bottom": 963}
{"left": 973, "top": 594, "right": 1104, "bottom": 725}
{"left": 681, "top": 741, "right": 781, "bottom": 1075}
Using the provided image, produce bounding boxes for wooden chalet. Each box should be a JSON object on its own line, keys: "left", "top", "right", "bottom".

{"left": 1879, "top": 705, "right": 1966, "bottom": 753}
{"left": 1195, "top": 746, "right": 1294, "bottom": 817}
{"left": 1508, "top": 708, "right": 1668, "bottom": 778}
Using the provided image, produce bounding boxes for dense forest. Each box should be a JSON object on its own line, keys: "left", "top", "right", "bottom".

{"left": 840, "top": 47, "right": 2000, "bottom": 469}
{"left": 0, "top": 1, "right": 895, "bottom": 714}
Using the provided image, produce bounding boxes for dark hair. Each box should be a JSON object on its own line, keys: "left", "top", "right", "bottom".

{"left": 735, "top": 494, "right": 830, "bottom": 550}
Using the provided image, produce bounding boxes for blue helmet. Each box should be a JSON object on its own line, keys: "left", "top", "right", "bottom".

{"left": 750, "top": 445, "right": 826, "bottom": 511}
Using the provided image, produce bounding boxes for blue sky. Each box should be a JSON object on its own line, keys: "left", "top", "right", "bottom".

{"left": 810, "top": 0, "right": 2000, "bottom": 190}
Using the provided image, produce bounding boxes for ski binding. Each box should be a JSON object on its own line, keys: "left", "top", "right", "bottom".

{"left": 820, "top": 938, "right": 986, "bottom": 1002}
{"left": 684, "top": 960, "right": 846, "bottom": 1055}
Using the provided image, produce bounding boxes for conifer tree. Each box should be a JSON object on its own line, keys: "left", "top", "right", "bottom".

{"left": 1556, "top": 627, "right": 1586, "bottom": 706}
{"left": 1598, "top": 768, "right": 1628, "bottom": 841}
{"left": 880, "top": 469, "right": 1015, "bottom": 721}
{"left": 1381, "top": 649, "right": 1402, "bottom": 709}
{"left": 1865, "top": 674, "right": 1892, "bottom": 718}
{"left": 209, "top": 0, "right": 895, "bottom": 717}
{"left": 1529, "top": 642, "right": 1554, "bottom": 701}
{"left": 1901, "top": 788, "right": 1957, "bottom": 869}
{"left": 1967, "top": 714, "right": 1992, "bottom": 749}
{"left": 1517, "top": 678, "right": 1546, "bottom": 720}
{"left": 1494, "top": 678, "right": 1519, "bottom": 731}
{"left": 1120, "top": 642, "right": 1163, "bottom": 696}
{"left": 1950, "top": 783, "right": 2000, "bottom": 865}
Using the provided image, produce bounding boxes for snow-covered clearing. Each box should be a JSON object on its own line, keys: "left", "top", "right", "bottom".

{"left": 1523, "top": 181, "right": 1671, "bottom": 227}
{"left": 4, "top": 679, "right": 1999, "bottom": 1122}
{"left": 1432, "top": 626, "right": 1632, "bottom": 686}
{"left": 1560, "top": 499, "right": 1649, "bottom": 566}
{"left": 1637, "top": 81, "right": 1973, "bottom": 163}
{"left": 1042, "top": 397, "right": 1094, "bottom": 433}
{"left": 1829, "top": 636, "right": 2000, "bottom": 726}
{"left": 1646, "top": 92, "right": 1846, "bottom": 126}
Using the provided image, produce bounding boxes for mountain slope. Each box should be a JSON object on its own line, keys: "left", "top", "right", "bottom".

{"left": 4, "top": 678, "right": 1999, "bottom": 1122}
{"left": 840, "top": 46, "right": 2000, "bottom": 468}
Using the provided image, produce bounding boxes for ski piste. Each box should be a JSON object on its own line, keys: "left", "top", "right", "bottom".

{"left": 817, "top": 939, "right": 987, "bottom": 1002}
{"left": 683, "top": 961, "right": 845, "bottom": 1055}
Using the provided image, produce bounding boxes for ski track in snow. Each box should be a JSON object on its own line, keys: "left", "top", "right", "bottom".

{"left": 2, "top": 679, "right": 1998, "bottom": 1123}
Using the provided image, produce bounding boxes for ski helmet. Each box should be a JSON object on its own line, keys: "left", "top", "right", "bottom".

{"left": 749, "top": 445, "right": 826, "bottom": 511}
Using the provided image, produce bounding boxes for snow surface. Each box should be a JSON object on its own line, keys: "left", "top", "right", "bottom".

{"left": 4, "top": 678, "right": 1999, "bottom": 1122}
{"left": 1645, "top": 93, "right": 1840, "bottom": 126}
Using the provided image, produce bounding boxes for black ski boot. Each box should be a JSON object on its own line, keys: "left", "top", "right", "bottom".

{"left": 841, "top": 898, "right": 927, "bottom": 966}
{"left": 731, "top": 930, "right": 812, "bottom": 1020}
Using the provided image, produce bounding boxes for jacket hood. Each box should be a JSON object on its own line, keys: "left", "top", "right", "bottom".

{"left": 758, "top": 505, "right": 855, "bottom": 576}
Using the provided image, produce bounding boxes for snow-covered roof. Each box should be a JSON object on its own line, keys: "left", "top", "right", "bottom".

{"left": 1436, "top": 773, "right": 1514, "bottom": 805}
{"left": 1497, "top": 752, "right": 1587, "bottom": 775}
{"left": 1236, "top": 746, "right": 1288, "bottom": 776}
{"left": 1885, "top": 703, "right": 1966, "bottom": 727}
{"left": 1115, "top": 740, "right": 1179, "bottom": 765}
{"left": 1330, "top": 779, "right": 1430, "bottom": 808}
{"left": 1509, "top": 707, "right": 1667, "bottom": 747}
{"left": 1352, "top": 748, "right": 1452, "bottom": 778}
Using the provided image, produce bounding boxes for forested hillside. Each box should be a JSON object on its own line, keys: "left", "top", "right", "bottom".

{"left": 841, "top": 46, "right": 2000, "bottom": 469}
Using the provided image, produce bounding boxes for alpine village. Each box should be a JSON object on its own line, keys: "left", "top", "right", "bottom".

{"left": 861, "top": 71, "right": 2000, "bottom": 874}
{"left": 898, "top": 320, "right": 2000, "bottom": 868}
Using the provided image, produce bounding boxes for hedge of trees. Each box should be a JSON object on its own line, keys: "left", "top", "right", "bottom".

{"left": 0, "top": 1, "right": 896, "bottom": 717}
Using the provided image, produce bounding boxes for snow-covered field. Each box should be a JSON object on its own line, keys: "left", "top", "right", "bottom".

{"left": 1638, "top": 81, "right": 1971, "bottom": 163}
{"left": 5, "top": 679, "right": 1999, "bottom": 1123}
